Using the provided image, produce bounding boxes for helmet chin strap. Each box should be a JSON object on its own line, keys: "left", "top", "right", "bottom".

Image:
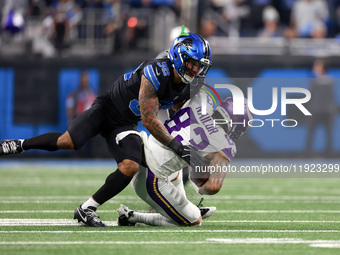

{"left": 179, "top": 72, "right": 194, "bottom": 84}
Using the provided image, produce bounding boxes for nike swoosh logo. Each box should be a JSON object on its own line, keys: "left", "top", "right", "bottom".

{"left": 77, "top": 208, "right": 87, "bottom": 222}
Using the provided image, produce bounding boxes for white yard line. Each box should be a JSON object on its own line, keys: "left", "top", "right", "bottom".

{"left": 0, "top": 238, "right": 340, "bottom": 247}
{"left": 0, "top": 210, "right": 116, "bottom": 213}
{"left": 217, "top": 210, "right": 340, "bottom": 213}
{"left": 0, "top": 230, "right": 340, "bottom": 233}
{"left": 2, "top": 200, "right": 340, "bottom": 204}
{"left": 0, "top": 219, "right": 339, "bottom": 226}
{"left": 0, "top": 219, "right": 118, "bottom": 226}
{"left": 0, "top": 201, "right": 145, "bottom": 204}
{"left": 310, "top": 244, "right": 340, "bottom": 248}
{"left": 206, "top": 238, "right": 340, "bottom": 245}
{"left": 0, "top": 241, "right": 204, "bottom": 245}
{"left": 1, "top": 195, "right": 340, "bottom": 200}
{"left": 208, "top": 220, "right": 340, "bottom": 223}
{"left": 0, "top": 181, "right": 105, "bottom": 186}
{"left": 0, "top": 196, "right": 137, "bottom": 200}
{"left": 209, "top": 195, "right": 340, "bottom": 200}
{"left": 1, "top": 210, "right": 340, "bottom": 214}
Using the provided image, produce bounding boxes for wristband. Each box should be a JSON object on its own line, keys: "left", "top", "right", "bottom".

{"left": 168, "top": 138, "right": 182, "bottom": 153}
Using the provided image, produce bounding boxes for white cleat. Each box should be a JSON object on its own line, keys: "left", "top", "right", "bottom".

{"left": 117, "top": 204, "right": 135, "bottom": 226}
{"left": 200, "top": 206, "right": 217, "bottom": 219}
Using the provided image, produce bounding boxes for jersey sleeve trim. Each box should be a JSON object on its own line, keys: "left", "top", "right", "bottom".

{"left": 218, "top": 150, "right": 232, "bottom": 163}
{"left": 144, "top": 65, "right": 160, "bottom": 92}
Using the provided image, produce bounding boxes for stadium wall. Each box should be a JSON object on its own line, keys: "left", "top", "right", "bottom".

{"left": 1, "top": 54, "right": 340, "bottom": 159}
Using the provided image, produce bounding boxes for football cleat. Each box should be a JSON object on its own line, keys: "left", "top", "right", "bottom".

{"left": 73, "top": 205, "right": 107, "bottom": 227}
{"left": 196, "top": 198, "right": 216, "bottom": 219}
{"left": 117, "top": 204, "right": 136, "bottom": 226}
{"left": 0, "top": 139, "right": 24, "bottom": 157}
{"left": 200, "top": 206, "right": 217, "bottom": 219}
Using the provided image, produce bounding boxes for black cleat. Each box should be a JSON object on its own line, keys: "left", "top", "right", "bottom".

{"left": 117, "top": 204, "right": 136, "bottom": 226}
{"left": 0, "top": 139, "right": 24, "bottom": 157}
{"left": 74, "top": 205, "right": 107, "bottom": 227}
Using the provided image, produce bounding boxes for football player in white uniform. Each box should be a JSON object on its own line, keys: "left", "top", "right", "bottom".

{"left": 117, "top": 91, "right": 253, "bottom": 227}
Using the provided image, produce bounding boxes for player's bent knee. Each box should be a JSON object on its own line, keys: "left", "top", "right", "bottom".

{"left": 57, "top": 132, "right": 75, "bottom": 150}
{"left": 190, "top": 216, "right": 202, "bottom": 226}
{"left": 171, "top": 172, "right": 180, "bottom": 182}
{"left": 118, "top": 159, "right": 140, "bottom": 177}
{"left": 180, "top": 216, "right": 201, "bottom": 227}
{"left": 179, "top": 202, "right": 201, "bottom": 227}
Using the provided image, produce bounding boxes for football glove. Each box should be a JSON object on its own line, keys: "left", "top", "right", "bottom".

{"left": 168, "top": 138, "right": 205, "bottom": 168}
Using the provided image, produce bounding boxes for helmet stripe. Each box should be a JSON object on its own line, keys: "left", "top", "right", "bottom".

{"left": 197, "top": 34, "right": 210, "bottom": 59}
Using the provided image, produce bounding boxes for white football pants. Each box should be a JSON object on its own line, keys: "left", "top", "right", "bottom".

{"left": 131, "top": 166, "right": 200, "bottom": 226}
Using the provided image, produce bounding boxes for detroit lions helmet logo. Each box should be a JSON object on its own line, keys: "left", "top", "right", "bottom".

{"left": 175, "top": 38, "right": 193, "bottom": 51}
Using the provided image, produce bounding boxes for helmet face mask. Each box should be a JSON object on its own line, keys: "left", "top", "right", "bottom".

{"left": 169, "top": 33, "right": 212, "bottom": 84}
{"left": 184, "top": 59, "right": 210, "bottom": 77}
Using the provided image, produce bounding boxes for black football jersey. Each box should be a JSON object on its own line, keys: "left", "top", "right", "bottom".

{"left": 102, "top": 58, "right": 190, "bottom": 124}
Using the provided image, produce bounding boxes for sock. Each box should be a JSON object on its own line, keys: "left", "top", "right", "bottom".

{"left": 81, "top": 197, "right": 100, "bottom": 211}
{"left": 171, "top": 171, "right": 187, "bottom": 199}
{"left": 92, "top": 169, "right": 132, "bottom": 205}
{"left": 131, "top": 212, "right": 179, "bottom": 227}
{"left": 22, "top": 132, "right": 62, "bottom": 151}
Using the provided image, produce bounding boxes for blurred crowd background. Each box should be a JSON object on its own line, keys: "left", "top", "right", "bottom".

{"left": 1, "top": 0, "right": 340, "bottom": 56}
{"left": 1, "top": 0, "right": 340, "bottom": 159}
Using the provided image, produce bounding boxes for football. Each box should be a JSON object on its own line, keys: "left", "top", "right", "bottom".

{"left": 190, "top": 171, "right": 210, "bottom": 187}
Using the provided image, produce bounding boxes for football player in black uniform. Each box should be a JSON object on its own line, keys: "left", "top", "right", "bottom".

{"left": 0, "top": 28, "right": 212, "bottom": 227}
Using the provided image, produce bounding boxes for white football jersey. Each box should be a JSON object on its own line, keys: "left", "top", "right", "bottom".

{"left": 142, "top": 91, "right": 237, "bottom": 180}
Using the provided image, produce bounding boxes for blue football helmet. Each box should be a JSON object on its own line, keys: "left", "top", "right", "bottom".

{"left": 168, "top": 32, "right": 211, "bottom": 84}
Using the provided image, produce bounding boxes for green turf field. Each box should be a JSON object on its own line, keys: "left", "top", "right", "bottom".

{"left": 0, "top": 160, "right": 339, "bottom": 255}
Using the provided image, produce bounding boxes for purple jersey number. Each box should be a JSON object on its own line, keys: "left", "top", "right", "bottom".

{"left": 189, "top": 126, "right": 209, "bottom": 150}
{"left": 225, "top": 134, "right": 235, "bottom": 146}
{"left": 165, "top": 107, "right": 209, "bottom": 151}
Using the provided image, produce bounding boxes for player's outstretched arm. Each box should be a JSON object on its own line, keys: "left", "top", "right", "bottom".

{"left": 139, "top": 75, "right": 204, "bottom": 168}
{"left": 198, "top": 152, "right": 228, "bottom": 195}
{"left": 139, "top": 75, "right": 173, "bottom": 146}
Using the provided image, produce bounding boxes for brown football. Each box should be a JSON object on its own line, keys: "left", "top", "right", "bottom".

{"left": 191, "top": 171, "right": 210, "bottom": 187}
